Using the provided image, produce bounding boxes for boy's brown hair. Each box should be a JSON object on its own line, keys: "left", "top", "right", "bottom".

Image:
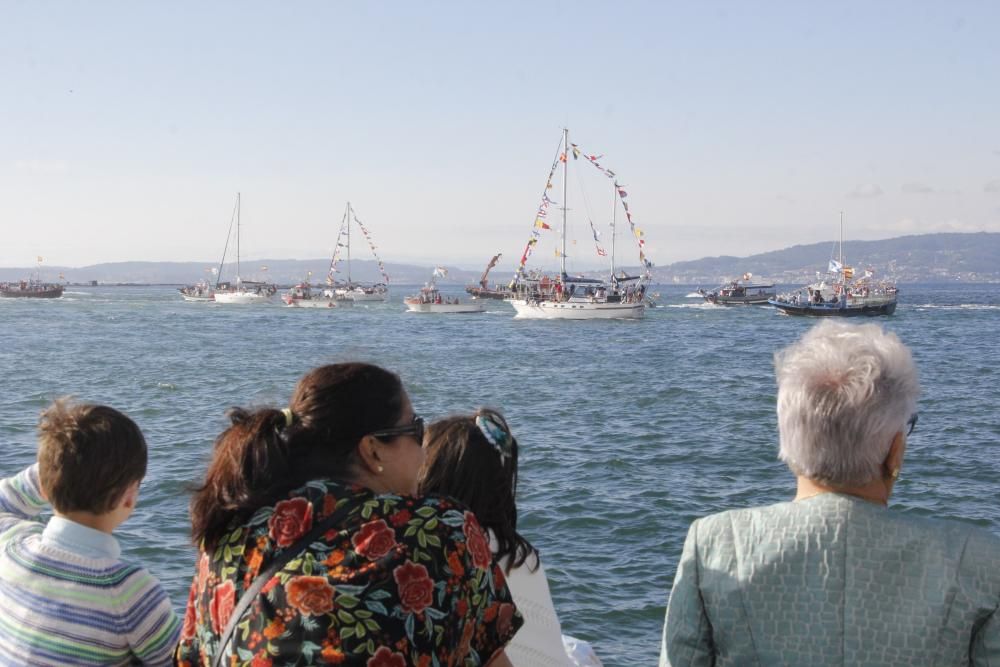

{"left": 37, "top": 399, "right": 148, "bottom": 514}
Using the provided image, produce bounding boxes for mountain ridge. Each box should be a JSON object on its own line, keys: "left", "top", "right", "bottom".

{"left": 2, "top": 232, "right": 997, "bottom": 284}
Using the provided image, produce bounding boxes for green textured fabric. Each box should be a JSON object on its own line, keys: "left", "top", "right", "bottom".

{"left": 660, "top": 493, "right": 1000, "bottom": 666}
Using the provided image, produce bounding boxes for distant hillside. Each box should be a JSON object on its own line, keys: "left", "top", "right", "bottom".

{"left": 0, "top": 259, "right": 483, "bottom": 286}
{"left": 2, "top": 232, "right": 997, "bottom": 284}
{"left": 650, "top": 232, "right": 1000, "bottom": 284}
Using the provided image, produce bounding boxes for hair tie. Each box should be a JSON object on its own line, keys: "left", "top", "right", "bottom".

{"left": 475, "top": 414, "right": 513, "bottom": 465}
{"left": 280, "top": 407, "right": 294, "bottom": 429}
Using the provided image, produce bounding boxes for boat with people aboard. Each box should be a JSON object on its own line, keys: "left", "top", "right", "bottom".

{"left": 507, "top": 128, "right": 653, "bottom": 320}
{"left": 406, "top": 268, "right": 485, "bottom": 314}
{"left": 769, "top": 214, "right": 898, "bottom": 317}
{"left": 1, "top": 258, "right": 65, "bottom": 299}
{"left": 0, "top": 279, "right": 64, "bottom": 299}
{"left": 328, "top": 201, "right": 390, "bottom": 302}
{"left": 465, "top": 253, "right": 515, "bottom": 300}
{"left": 177, "top": 280, "right": 215, "bottom": 302}
{"left": 698, "top": 274, "right": 775, "bottom": 305}
{"left": 208, "top": 193, "right": 278, "bottom": 304}
{"left": 282, "top": 281, "right": 353, "bottom": 308}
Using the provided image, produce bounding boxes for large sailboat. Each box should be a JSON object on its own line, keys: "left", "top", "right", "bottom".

{"left": 769, "top": 214, "right": 898, "bottom": 316}
{"left": 508, "top": 129, "right": 652, "bottom": 320}
{"left": 212, "top": 193, "right": 277, "bottom": 305}
{"left": 328, "top": 202, "right": 390, "bottom": 302}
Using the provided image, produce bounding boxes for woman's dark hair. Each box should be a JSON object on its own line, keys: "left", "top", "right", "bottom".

{"left": 190, "top": 362, "right": 405, "bottom": 551}
{"left": 419, "top": 408, "right": 538, "bottom": 574}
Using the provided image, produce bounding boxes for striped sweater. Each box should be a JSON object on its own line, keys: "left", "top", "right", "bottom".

{"left": 0, "top": 464, "right": 180, "bottom": 666}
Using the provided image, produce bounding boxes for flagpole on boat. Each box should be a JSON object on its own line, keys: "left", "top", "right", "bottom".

{"left": 611, "top": 181, "right": 618, "bottom": 288}
{"left": 346, "top": 201, "right": 353, "bottom": 285}
{"left": 561, "top": 128, "right": 569, "bottom": 281}
{"left": 235, "top": 192, "right": 241, "bottom": 286}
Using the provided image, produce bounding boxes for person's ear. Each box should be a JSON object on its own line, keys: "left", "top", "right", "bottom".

{"left": 120, "top": 480, "right": 141, "bottom": 510}
{"left": 884, "top": 431, "right": 906, "bottom": 480}
{"left": 357, "top": 435, "right": 385, "bottom": 474}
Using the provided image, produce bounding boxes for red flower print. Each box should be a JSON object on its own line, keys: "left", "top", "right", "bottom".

{"left": 366, "top": 646, "right": 406, "bottom": 667}
{"left": 497, "top": 602, "right": 515, "bottom": 637}
{"left": 180, "top": 583, "right": 197, "bottom": 641}
{"left": 456, "top": 621, "right": 475, "bottom": 663}
{"left": 463, "top": 511, "right": 491, "bottom": 569}
{"left": 322, "top": 493, "right": 337, "bottom": 517}
{"left": 285, "top": 575, "right": 336, "bottom": 616}
{"left": 261, "top": 577, "right": 279, "bottom": 595}
{"left": 321, "top": 645, "right": 346, "bottom": 664}
{"left": 268, "top": 497, "right": 314, "bottom": 547}
{"left": 447, "top": 550, "right": 465, "bottom": 578}
{"left": 393, "top": 560, "right": 434, "bottom": 615}
{"left": 352, "top": 519, "right": 397, "bottom": 560}
{"left": 196, "top": 552, "right": 211, "bottom": 591}
{"left": 389, "top": 509, "right": 411, "bottom": 527}
{"left": 251, "top": 653, "right": 273, "bottom": 667}
{"left": 209, "top": 579, "right": 236, "bottom": 634}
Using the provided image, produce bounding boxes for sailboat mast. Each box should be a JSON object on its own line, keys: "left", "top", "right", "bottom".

{"left": 346, "top": 201, "right": 353, "bottom": 284}
{"left": 611, "top": 182, "right": 618, "bottom": 282}
{"left": 839, "top": 211, "right": 845, "bottom": 277}
{"left": 561, "top": 128, "right": 569, "bottom": 278}
{"left": 236, "top": 192, "right": 241, "bottom": 284}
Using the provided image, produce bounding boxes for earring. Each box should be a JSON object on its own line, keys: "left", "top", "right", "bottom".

{"left": 377, "top": 465, "right": 384, "bottom": 473}
{"left": 890, "top": 468, "right": 900, "bottom": 480}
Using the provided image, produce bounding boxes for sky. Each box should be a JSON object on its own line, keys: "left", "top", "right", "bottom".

{"left": 2, "top": 1, "right": 999, "bottom": 274}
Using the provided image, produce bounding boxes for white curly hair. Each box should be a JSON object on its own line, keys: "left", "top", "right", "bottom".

{"left": 775, "top": 320, "right": 920, "bottom": 486}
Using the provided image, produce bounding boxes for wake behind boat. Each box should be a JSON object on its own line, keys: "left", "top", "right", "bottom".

{"left": 508, "top": 128, "right": 652, "bottom": 320}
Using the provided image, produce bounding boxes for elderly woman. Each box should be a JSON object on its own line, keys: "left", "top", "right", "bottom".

{"left": 176, "top": 363, "right": 521, "bottom": 667}
{"left": 660, "top": 321, "right": 1000, "bottom": 666}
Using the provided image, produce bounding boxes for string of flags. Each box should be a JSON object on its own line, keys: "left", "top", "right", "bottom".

{"left": 326, "top": 207, "right": 391, "bottom": 285}
{"left": 589, "top": 220, "right": 607, "bottom": 257}
{"left": 512, "top": 137, "right": 653, "bottom": 283}
{"left": 512, "top": 145, "right": 564, "bottom": 284}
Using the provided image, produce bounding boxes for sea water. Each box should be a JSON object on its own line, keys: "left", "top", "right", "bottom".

{"left": 1, "top": 283, "right": 998, "bottom": 666}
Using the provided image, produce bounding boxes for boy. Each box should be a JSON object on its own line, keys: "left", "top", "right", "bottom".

{"left": 0, "top": 399, "right": 180, "bottom": 665}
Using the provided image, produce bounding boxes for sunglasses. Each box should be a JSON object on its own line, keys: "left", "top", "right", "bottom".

{"left": 906, "top": 412, "right": 918, "bottom": 436}
{"left": 370, "top": 415, "right": 425, "bottom": 444}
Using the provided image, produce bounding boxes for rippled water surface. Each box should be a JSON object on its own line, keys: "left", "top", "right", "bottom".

{"left": 2, "top": 284, "right": 999, "bottom": 665}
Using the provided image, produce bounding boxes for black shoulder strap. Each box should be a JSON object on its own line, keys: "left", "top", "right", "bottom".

{"left": 211, "top": 504, "right": 352, "bottom": 667}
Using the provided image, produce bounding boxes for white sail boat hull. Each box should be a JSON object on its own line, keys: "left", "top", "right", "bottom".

{"left": 347, "top": 291, "right": 386, "bottom": 302}
{"left": 509, "top": 299, "right": 644, "bottom": 320}
{"left": 405, "top": 302, "right": 485, "bottom": 314}
{"left": 214, "top": 291, "right": 273, "bottom": 305}
{"left": 283, "top": 297, "right": 352, "bottom": 308}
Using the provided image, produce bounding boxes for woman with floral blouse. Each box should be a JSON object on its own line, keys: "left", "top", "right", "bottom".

{"left": 176, "top": 362, "right": 521, "bottom": 666}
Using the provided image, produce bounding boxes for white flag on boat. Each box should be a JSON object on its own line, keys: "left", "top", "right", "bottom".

{"left": 828, "top": 259, "right": 843, "bottom": 273}
{"left": 433, "top": 266, "right": 448, "bottom": 277}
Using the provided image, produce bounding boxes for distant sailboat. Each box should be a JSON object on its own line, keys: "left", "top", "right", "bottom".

{"left": 329, "top": 202, "right": 390, "bottom": 302}
{"left": 508, "top": 128, "right": 652, "bottom": 320}
{"left": 213, "top": 193, "right": 277, "bottom": 305}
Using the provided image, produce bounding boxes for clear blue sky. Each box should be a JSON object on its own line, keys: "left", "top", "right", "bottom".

{"left": 2, "top": 1, "right": 999, "bottom": 273}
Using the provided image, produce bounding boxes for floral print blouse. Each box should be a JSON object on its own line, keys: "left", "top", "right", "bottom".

{"left": 176, "top": 480, "right": 522, "bottom": 666}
